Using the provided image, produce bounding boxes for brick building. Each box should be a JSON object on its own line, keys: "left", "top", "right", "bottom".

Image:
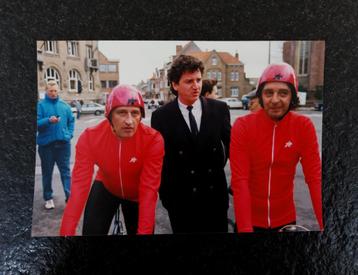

{"left": 145, "top": 41, "right": 253, "bottom": 102}
{"left": 98, "top": 51, "right": 120, "bottom": 103}
{"left": 283, "top": 41, "right": 325, "bottom": 100}
{"left": 188, "top": 50, "right": 253, "bottom": 98}
{"left": 37, "top": 40, "right": 102, "bottom": 103}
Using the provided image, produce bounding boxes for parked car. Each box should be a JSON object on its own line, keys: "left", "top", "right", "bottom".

{"left": 81, "top": 102, "right": 105, "bottom": 115}
{"left": 218, "top": 97, "right": 243, "bottom": 109}
{"left": 314, "top": 100, "right": 323, "bottom": 111}
{"left": 70, "top": 107, "right": 77, "bottom": 114}
{"left": 148, "top": 99, "right": 160, "bottom": 109}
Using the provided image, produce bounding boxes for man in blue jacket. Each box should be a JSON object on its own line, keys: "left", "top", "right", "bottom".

{"left": 37, "top": 80, "right": 75, "bottom": 209}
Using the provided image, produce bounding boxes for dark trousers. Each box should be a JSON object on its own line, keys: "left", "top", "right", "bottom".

{"left": 82, "top": 181, "right": 138, "bottom": 236}
{"left": 38, "top": 141, "right": 71, "bottom": 201}
{"left": 166, "top": 202, "right": 228, "bottom": 234}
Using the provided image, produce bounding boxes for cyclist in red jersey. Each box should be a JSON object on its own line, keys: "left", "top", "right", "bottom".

{"left": 230, "top": 63, "right": 323, "bottom": 233}
{"left": 60, "top": 85, "right": 164, "bottom": 236}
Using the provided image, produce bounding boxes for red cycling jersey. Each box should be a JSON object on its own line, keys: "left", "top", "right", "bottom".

{"left": 60, "top": 120, "right": 164, "bottom": 236}
{"left": 230, "top": 109, "right": 323, "bottom": 232}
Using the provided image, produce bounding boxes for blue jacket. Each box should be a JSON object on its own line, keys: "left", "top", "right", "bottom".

{"left": 37, "top": 94, "right": 75, "bottom": 146}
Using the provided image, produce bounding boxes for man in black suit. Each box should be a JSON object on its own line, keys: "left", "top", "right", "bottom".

{"left": 151, "top": 55, "right": 231, "bottom": 233}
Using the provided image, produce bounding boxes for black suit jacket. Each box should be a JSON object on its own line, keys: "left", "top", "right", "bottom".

{"left": 151, "top": 97, "right": 231, "bottom": 212}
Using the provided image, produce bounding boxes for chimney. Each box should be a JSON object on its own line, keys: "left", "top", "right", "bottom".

{"left": 176, "top": 45, "right": 183, "bottom": 55}
{"left": 235, "top": 51, "right": 239, "bottom": 61}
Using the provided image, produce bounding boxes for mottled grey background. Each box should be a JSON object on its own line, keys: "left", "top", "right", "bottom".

{"left": 0, "top": 0, "right": 357, "bottom": 274}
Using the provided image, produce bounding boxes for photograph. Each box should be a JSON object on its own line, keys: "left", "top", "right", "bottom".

{"left": 32, "top": 40, "right": 325, "bottom": 236}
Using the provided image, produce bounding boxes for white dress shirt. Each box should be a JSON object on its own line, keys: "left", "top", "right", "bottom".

{"left": 178, "top": 98, "right": 202, "bottom": 132}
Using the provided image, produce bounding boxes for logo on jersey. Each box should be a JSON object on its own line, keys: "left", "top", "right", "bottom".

{"left": 284, "top": 141, "right": 293, "bottom": 148}
{"left": 129, "top": 157, "right": 137, "bottom": 163}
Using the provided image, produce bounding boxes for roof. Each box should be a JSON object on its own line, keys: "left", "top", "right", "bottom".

{"left": 188, "top": 51, "right": 243, "bottom": 65}
{"left": 178, "top": 41, "right": 202, "bottom": 55}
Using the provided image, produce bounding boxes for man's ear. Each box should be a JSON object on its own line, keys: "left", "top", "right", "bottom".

{"left": 172, "top": 81, "right": 178, "bottom": 92}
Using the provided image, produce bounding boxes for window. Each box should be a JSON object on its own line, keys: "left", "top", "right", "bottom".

{"left": 207, "top": 71, "right": 211, "bottom": 79}
{"left": 217, "top": 87, "right": 222, "bottom": 97}
{"left": 67, "top": 41, "right": 79, "bottom": 57}
{"left": 44, "top": 67, "right": 61, "bottom": 87}
{"left": 99, "top": 64, "right": 117, "bottom": 72}
{"left": 108, "top": 64, "right": 117, "bottom": 72}
{"left": 235, "top": 72, "right": 239, "bottom": 81}
{"left": 231, "top": 87, "right": 239, "bottom": 97}
{"left": 231, "top": 72, "right": 235, "bottom": 81}
{"left": 217, "top": 71, "right": 222, "bottom": 81}
{"left": 88, "top": 74, "right": 94, "bottom": 92}
{"left": 109, "top": 80, "right": 118, "bottom": 88}
{"left": 298, "top": 41, "right": 310, "bottom": 75}
{"left": 86, "top": 46, "right": 93, "bottom": 59}
{"left": 212, "top": 56, "right": 217, "bottom": 65}
{"left": 101, "top": 81, "right": 106, "bottom": 88}
{"left": 212, "top": 71, "right": 217, "bottom": 79}
{"left": 44, "top": 41, "right": 58, "bottom": 54}
{"left": 68, "top": 69, "right": 81, "bottom": 92}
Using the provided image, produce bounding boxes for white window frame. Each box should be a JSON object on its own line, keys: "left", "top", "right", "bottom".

{"left": 67, "top": 41, "right": 79, "bottom": 57}
{"left": 99, "top": 64, "right": 107, "bottom": 72}
{"left": 217, "top": 71, "right": 222, "bottom": 81}
{"left": 108, "top": 64, "right": 117, "bottom": 72}
{"left": 231, "top": 87, "right": 239, "bottom": 97}
{"left": 68, "top": 69, "right": 81, "bottom": 92}
{"left": 235, "top": 72, "right": 239, "bottom": 81}
{"left": 212, "top": 56, "right": 217, "bottom": 65}
{"left": 44, "top": 41, "right": 58, "bottom": 54}
{"left": 44, "top": 67, "right": 61, "bottom": 87}
{"left": 88, "top": 74, "right": 94, "bottom": 92}
{"left": 231, "top": 72, "right": 235, "bottom": 81}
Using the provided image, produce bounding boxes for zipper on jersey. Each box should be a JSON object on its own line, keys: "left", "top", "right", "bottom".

{"left": 118, "top": 140, "right": 125, "bottom": 198}
{"left": 267, "top": 124, "right": 277, "bottom": 228}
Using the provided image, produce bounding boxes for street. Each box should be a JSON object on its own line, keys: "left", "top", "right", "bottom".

{"left": 31, "top": 106, "right": 323, "bottom": 236}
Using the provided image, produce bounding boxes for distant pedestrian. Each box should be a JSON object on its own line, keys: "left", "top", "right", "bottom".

{"left": 201, "top": 79, "right": 219, "bottom": 99}
{"left": 230, "top": 63, "right": 323, "bottom": 232}
{"left": 37, "top": 80, "right": 75, "bottom": 209}
{"left": 60, "top": 85, "right": 164, "bottom": 236}
{"left": 75, "top": 100, "right": 82, "bottom": 119}
{"left": 151, "top": 55, "right": 231, "bottom": 233}
{"left": 246, "top": 89, "right": 261, "bottom": 112}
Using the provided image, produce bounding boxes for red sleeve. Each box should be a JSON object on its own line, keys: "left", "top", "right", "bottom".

{"left": 230, "top": 118, "right": 253, "bottom": 232}
{"left": 137, "top": 132, "right": 164, "bottom": 234}
{"left": 60, "top": 131, "right": 95, "bottom": 236}
{"left": 300, "top": 117, "right": 323, "bottom": 230}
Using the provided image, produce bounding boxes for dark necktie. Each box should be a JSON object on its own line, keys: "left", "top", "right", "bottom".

{"left": 187, "top": 105, "right": 198, "bottom": 136}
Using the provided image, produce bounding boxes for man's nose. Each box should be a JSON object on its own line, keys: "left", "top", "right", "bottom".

{"left": 124, "top": 114, "right": 134, "bottom": 124}
{"left": 193, "top": 81, "right": 200, "bottom": 89}
{"left": 271, "top": 92, "right": 280, "bottom": 103}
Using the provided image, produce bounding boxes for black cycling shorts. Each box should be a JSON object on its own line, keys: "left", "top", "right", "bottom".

{"left": 82, "top": 181, "right": 138, "bottom": 236}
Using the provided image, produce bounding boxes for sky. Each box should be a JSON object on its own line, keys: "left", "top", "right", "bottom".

{"left": 98, "top": 41, "right": 284, "bottom": 86}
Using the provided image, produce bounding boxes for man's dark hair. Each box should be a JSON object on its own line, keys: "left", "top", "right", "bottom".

{"left": 201, "top": 79, "right": 217, "bottom": 97}
{"left": 257, "top": 82, "right": 299, "bottom": 110}
{"left": 168, "top": 55, "right": 204, "bottom": 96}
